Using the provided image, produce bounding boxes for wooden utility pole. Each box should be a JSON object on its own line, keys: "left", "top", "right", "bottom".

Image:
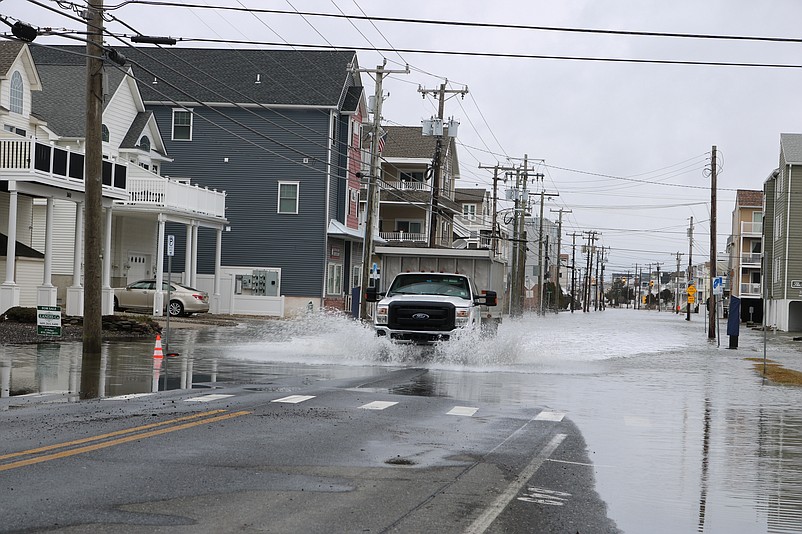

{"left": 635, "top": 263, "right": 640, "bottom": 309}
{"left": 419, "top": 82, "right": 468, "bottom": 247}
{"left": 535, "top": 186, "right": 558, "bottom": 315}
{"left": 675, "top": 252, "right": 683, "bottom": 314}
{"left": 80, "top": 0, "right": 104, "bottom": 399}
{"left": 357, "top": 61, "right": 408, "bottom": 320}
{"left": 654, "top": 262, "right": 664, "bottom": 311}
{"left": 570, "top": 232, "right": 580, "bottom": 313}
{"left": 479, "top": 162, "right": 518, "bottom": 257}
{"left": 708, "top": 146, "right": 717, "bottom": 339}
{"left": 686, "top": 216, "right": 694, "bottom": 321}
{"left": 550, "top": 208, "right": 571, "bottom": 312}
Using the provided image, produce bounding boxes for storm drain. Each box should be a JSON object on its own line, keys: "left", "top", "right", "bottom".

{"left": 385, "top": 456, "right": 416, "bottom": 466}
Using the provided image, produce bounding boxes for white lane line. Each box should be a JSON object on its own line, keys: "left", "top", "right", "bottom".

{"left": 535, "top": 410, "right": 566, "bottom": 422}
{"left": 271, "top": 395, "right": 316, "bottom": 404}
{"left": 184, "top": 394, "right": 234, "bottom": 402}
{"left": 447, "top": 406, "right": 479, "bottom": 417}
{"left": 105, "top": 393, "right": 154, "bottom": 401}
{"left": 360, "top": 401, "right": 398, "bottom": 410}
{"left": 465, "top": 433, "right": 567, "bottom": 534}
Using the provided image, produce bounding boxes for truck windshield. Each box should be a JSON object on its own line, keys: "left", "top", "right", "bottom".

{"left": 386, "top": 274, "right": 470, "bottom": 299}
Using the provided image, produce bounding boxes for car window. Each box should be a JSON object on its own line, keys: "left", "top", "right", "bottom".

{"left": 130, "top": 281, "right": 153, "bottom": 290}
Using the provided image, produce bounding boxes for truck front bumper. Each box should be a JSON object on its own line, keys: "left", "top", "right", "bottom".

{"left": 374, "top": 326, "right": 455, "bottom": 345}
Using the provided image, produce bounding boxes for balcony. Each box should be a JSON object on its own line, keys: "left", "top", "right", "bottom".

{"left": 741, "top": 221, "right": 763, "bottom": 235}
{"left": 118, "top": 166, "right": 226, "bottom": 219}
{"left": 0, "top": 136, "right": 128, "bottom": 198}
{"left": 740, "top": 283, "right": 761, "bottom": 296}
{"left": 740, "top": 253, "right": 762, "bottom": 266}
{"left": 379, "top": 231, "right": 427, "bottom": 243}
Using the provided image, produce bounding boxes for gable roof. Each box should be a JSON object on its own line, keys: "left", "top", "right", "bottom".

{"left": 454, "top": 188, "right": 488, "bottom": 204}
{"left": 30, "top": 45, "right": 358, "bottom": 108}
{"left": 780, "top": 133, "right": 802, "bottom": 164}
{"left": 30, "top": 63, "right": 125, "bottom": 137}
{"left": 0, "top": 41, "right": 42, "bottom": 91}
{"left": 382, "top": 126, "right": 438, "bottom": 159}
{"left": 0, "top": 41, "right": 24, "bottom": 73}
{"left": 735, "top": 189, "right": 762, "bottom": 208}
{"left": 120, "top": 111, "right": 154, "bottom": 149}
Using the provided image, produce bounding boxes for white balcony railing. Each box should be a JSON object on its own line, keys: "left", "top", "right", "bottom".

{"left": 118, "top": 166, "right": 226, "bottom": 219}
{"left": 0, "top": 137, "right": 127, "bottom": 193}
{"left": 741, "top": 221, "right": 763, "bottom": 234}
{"left": 379, "top": 231, "right": 427, "bottom": 243}
{"left": 382, "top": 180, "right": 430, "bottom": 192}
{"left": 741, "top": 283, "right": 761, "bottom": 296}
{"left": 741, "top": 253, "right": 762, "bottom": 265}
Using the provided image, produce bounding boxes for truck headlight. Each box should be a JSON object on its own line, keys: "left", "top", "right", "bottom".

{"left": 376, "top": 305, "right": 388, "bottom": 325}
{"left": 455, "top": 307, "right": 470, "bottom": 326}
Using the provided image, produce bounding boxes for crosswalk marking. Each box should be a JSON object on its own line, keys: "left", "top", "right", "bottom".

{"left": 447, "top": 406, "right": 478, "bottom": 417}
{"left": 105, "top": 393, "right": 154, "bottom": 401}
{"left": 272, "top": 395, "right": 316, "bottom": 404}
{"left": 359, "top": 401, "right": 398, "bottom": 410}
{"left": 535, "top": 410, "right": 565, "bottom": 422}
{"left": 184, "top": 394, "right": 234, "bottom": 403}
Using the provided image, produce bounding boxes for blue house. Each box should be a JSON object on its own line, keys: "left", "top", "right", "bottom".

{"left": 33, "top": 46, "right": 367, "bottom": 316}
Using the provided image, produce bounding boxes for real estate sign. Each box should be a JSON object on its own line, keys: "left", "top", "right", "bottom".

{"left": 37, "top": 305, "right": 62, "bottom": 336}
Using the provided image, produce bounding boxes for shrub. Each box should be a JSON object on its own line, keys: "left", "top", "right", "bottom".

{"left": 4, "top": 306, "right": 38, "bottom": 323}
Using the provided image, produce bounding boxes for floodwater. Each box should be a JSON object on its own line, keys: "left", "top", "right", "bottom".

{"left": 3, "top": 309, "right": 802, "bottom": 533}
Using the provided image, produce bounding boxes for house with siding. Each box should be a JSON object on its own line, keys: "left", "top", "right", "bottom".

{"left": 0, "top": 41, "right": 227, "bottom": 316}
{"left": 374, "top": 125, "right": 460, "bottom": 248}
{"left": 764, "top": 133, "right": 802, "bottom": 331}
{"left": 726, "top": 189, "right": 763, "bottom": 323}
{"left": 88, "top": 46, "right": 365, "bottom": 316}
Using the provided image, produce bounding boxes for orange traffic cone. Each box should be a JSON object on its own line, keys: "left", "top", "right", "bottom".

{"left": 153, "top": 334, "right": 164, "bottom": 364}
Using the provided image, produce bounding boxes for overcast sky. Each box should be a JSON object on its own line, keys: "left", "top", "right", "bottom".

{"left": 8, "top": 0, "right": 802, "bottom": 276}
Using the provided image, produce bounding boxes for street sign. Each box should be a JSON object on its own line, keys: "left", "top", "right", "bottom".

{"left": 167, "top": 234, "right": 175, "bottom": 257}
{"left": 687, "top": 285, "right": 697, "bottom": 295}
{"left": 687, "top": 295, "right": 695, "bottom": 304}
{"left": 712, "top": 276, "right": 724, "bottom": 295}
{"left": 37, "top": 305, "right": 62, "bottom": 336}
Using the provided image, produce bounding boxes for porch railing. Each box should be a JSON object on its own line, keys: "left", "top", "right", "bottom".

{"left": 741, "top": 221, "right": 763, "bottom": 234}
{"left": 379, "top": 231, "right": 427, "bottom": 242}
{"left": 124, "top": 166, "right": 226, "bottom": 219}
{"left": 741, "top": 253, "right": 761, "bottom": 265}
{"left": 740, "top": 283, "right": 761, "bottom": 296}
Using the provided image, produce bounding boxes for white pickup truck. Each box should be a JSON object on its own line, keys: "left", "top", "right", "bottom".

{"left": 365, "top": 271, "right": 498, "bottom": 345}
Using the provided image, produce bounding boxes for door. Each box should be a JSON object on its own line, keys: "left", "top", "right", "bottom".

{"left": 127, "top": 253, "right": 151, "bottom": 283}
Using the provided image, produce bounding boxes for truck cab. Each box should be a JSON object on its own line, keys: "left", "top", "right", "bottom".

{"left": 365, "top": 272, "right": 497, "bottom": 345}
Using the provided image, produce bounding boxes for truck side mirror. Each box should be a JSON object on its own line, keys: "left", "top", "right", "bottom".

{"left": 478, "top": 290, "right": 497, "bottom": 306}
{"left": 365, "top": 286, "right": 380, "bottom": 302}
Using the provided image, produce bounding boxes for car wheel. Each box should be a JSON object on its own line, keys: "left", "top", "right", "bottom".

{"left": 113, "top": 297, "right": 120, "bottom": 311}
{"left": 168, "top": 300, "right": 184, "bottom": 317}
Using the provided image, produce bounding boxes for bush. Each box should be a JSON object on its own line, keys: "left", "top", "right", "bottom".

{"left": 4, "top": 306, "right": 38, "bottom": 323}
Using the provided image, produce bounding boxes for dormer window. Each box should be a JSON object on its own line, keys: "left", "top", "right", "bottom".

{"left": 139, "top": 135, "right": 151, "bottom": 153}
{"left": 102, "top": 124, "right": 110, "bottom": 142}
{"left": 10, "top": 71, "right": 23, "bottom": 114}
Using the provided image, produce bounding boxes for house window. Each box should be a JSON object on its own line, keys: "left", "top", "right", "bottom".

{"left": 775, "top": 213, "right": 783, "bottom": 239}
{"left": 3, "top": 124, "right": 25, "bottom": 136}
{"left": 775, "top": 257, "right": 781, "bottom": 283}
{"left": 139, "top": 136, "right": 151, "bottom": 153}
{"left": 172, "top": 109, "right": 193, "bottom": 140}
{"left": 396, "top": 220, "right": 422, "bottom": 234}
{"left": 327, "top": 263, "right": 343, "bottom": 295}
{"left": 400, "top": 171, "right": 424, "bottom": 183}
{"left": 463, "top": 204, "right": 477, "bottom": 220}
{"left": 102, "top": 124, "right": 110, "bottom": 142}
{"left": 352, "top": 265, "right": 361, "bottom": 289}
{"left": 9, "top": 71, "right": 23, "bottom": 114}
{"left": 278, "top": 181, "right": 299, "bottom": 214}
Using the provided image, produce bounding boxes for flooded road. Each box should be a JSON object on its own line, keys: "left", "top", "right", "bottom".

{"left": 3, "top": 309, "right": 802, "bottom": 533}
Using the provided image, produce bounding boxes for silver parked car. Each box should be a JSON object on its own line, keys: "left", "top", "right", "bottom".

{"left": 113, "top": 279, "right": 210, "bottom": 316}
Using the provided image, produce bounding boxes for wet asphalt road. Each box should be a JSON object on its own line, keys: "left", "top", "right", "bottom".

{"left": 1, "top": 367, "right": 615, "bottom": 533}
{"left": 3, "top": 308, "right": 802, "bottom": 532}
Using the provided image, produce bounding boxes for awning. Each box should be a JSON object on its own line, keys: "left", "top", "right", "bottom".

{"left": 327, "top": 219, "right": 387, "bottom": 244}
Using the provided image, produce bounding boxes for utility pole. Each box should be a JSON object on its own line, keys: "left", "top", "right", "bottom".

{"left": 479, "top": 162, "right": 518, "bottom": 257}
{"left": 599, "top": 247, "right": 607, "bottom": 310}
{"left": 655, "top": 262, "right": 664, "bottom": 311}
{"left": 570, "top": 232, "right": 580, "bottom": 313}
{"left": 536, "top": 187, "right": 558, "bottom": 315}
{"left": 594, "top": 246, "right": 601, "bottom": 311}
{"left": 583, "top": 231, "right": 598, "bottom": 312}
{"left": 675, "top": 252, "right": 683, "bottom": 314}
{"left": 634, "top": 263, "right": 639, "bottom": 310}
{"left": 626, "top": 269, "right": 631, "bottom": 308}
{"left": 550, "top": 208, "right": 571, "bottom": 312}
{"left": 358, "top": 61, "right": 408, "bottom": 321}
{"left": 80, "top": 0, "right": 104, "bottom": 399}
{"left": 419, "top": 82, "right": 468, "bottom": 247}
{"left": 686, "top": 216, "right": 694, "bottom": 321}
{"left": 708, "top": 146, "right": 717, "bottom": 339}
{"left": 647, "top": 263, "right": 653, "bottom": 310}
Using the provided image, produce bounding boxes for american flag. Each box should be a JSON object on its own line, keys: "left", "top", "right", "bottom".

{"left": 376, "top": 130, "right": 387, "bottom": 154}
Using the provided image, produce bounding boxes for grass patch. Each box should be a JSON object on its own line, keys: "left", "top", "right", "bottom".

{"left": 746, "top": 357, "right": 802, "bottom": 386}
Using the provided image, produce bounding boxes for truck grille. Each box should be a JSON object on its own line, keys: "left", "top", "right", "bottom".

{"left": 388, "top": 302, "right": 455, "bottom": 332}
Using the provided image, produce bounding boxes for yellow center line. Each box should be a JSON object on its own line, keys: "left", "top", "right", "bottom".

{"left": 0, "top": 410, "right": 251, "bottom": 472}
{"left": 0, "top": 409, "right": 228, "bottom": 462}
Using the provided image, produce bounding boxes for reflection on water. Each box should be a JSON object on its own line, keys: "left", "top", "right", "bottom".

{"left": 3, "top": 311, "right": 802, "bottom": 532}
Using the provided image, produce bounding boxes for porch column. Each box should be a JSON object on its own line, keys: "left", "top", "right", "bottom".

{"left": 184, "top": 221, "right": 193, "bottom": 286}
{"left": 66, "top": 202, "right": 84, "bottom": 316}
{"left": 153, "top": 216, "right": 166, "bottom": 316}
{"left": 190, "top": 222, "right": 199, "bottom": 288}
{"left": 0, "top": 189, "right": 20, "bottom": 314}
{"left": 212, "top": 227, "right": 222, "bottom": 313}
{"left": 101, "top": 207, "right": 114, "bottom": 315}
{"left": 37, "top": 198, "right": 57, "bottom": 307}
